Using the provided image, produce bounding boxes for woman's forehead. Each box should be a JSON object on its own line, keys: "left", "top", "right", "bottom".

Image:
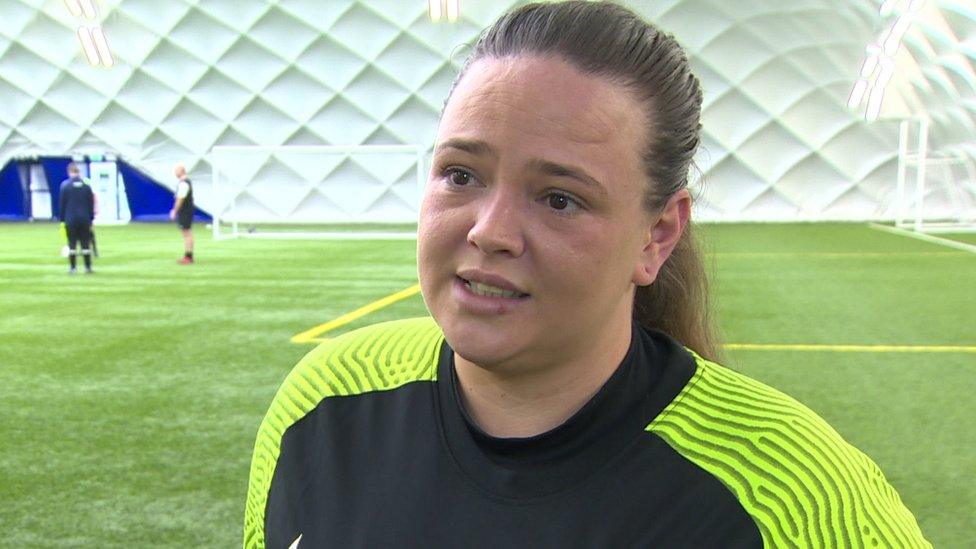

{"left": 441, "top": 56, "right": 644, "bottom": 149}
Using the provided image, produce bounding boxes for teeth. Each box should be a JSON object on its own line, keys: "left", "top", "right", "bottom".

{"left": 466, "top": 280, "right": 523, "bottom": 299}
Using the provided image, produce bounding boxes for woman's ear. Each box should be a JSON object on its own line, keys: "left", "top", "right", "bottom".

{"left": 633, "top": 189, "right": 691, "bottom": 286}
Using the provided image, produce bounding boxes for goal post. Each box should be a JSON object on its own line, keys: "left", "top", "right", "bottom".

{"left": 895, "top": 118, "right": 976, "bottom": 234}
{"left": 210, "top": 144, "right": 426, "bottom": 240}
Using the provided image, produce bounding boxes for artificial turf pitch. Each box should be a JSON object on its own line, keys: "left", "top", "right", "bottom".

{"left": 1, "top": 222, "right": 973, "bottom": 547}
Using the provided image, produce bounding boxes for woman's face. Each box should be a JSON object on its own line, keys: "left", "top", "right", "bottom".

{"left": 418, "top": 55, "right": 660, "bottom": 372}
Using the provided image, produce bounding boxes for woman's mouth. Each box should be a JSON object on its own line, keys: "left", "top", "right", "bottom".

{"left": 462, "top": 278, "right": 529, "bottom": 299}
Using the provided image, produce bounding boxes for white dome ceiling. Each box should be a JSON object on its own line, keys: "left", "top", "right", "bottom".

{"left": 0, "top": 0, "right": 972, "bottom": 221}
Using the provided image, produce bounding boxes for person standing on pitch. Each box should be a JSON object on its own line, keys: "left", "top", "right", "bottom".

{"left": 59, "top": 163, "right": 96, "bottom": 274}
{"left": 169, "top": 162, "right": 194, "bottom": 264}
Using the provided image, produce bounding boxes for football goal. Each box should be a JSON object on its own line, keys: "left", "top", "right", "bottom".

{"left": 895, "top": 118, "right": 976, "bottom": 233}
{"left": 210, "top": 145, "right": 426, "bottom": 240}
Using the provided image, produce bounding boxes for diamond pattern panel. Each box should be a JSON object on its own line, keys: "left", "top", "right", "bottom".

{"left": 166, "top": 9, "right": 239, "bottom": 65}
{"left": 0, "top": 0, "right": 973, "bottom": 222}
{"left": 214, "top": 147, "right": 422, "bottom": 223}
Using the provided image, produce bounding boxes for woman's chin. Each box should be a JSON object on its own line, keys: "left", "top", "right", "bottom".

{"left": 450, "top": 342, "right": 506, "bottom": 369}
{"left": 442, "top": 324, "right": 522, "bottom": 371}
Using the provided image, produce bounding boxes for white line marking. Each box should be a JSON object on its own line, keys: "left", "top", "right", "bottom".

{"left": 868, "top": 223, "right": 976, "bottom": 254}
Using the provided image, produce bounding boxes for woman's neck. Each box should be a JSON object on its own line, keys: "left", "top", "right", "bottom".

{"left": 453, "top": 318, "right": 633, "bottom": 438}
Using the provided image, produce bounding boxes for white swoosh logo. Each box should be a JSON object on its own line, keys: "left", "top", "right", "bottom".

{"left": 288, "top": 534, "right": 303, "bottom": 549}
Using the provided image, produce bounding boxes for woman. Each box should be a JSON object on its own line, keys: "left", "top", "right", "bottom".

{"left": 245, "top": 2, "right": 930, "bottom": 547}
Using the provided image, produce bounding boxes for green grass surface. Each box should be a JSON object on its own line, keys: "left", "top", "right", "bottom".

{"left": 942, "top": 231, "right": 976, "bottom": 246}
{"left": 1, "top": 222, "right": 973, "bottom": 547}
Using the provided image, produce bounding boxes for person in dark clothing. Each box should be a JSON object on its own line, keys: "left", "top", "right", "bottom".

{"left": 245, "top": 3, "right": 930, "bottom": 548}
{"left": 59, "top": 163, "right": 95, "bottom": 274}
{"left": 169, "top": 162, "right": 194, "bottom": 264}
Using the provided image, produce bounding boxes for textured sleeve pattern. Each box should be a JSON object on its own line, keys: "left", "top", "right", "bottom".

{"left": 646, "top": 353, "right": 931, "bottom": 549}
{"left": 243, "top": 317, "right": 443, "bottom": 549}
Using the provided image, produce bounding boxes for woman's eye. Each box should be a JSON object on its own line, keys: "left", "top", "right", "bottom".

{"left": 445, "top": 168, "right": 474, "bottom": 187}
{"left": 546, "top": 192, "right": 581, "bottom": 213}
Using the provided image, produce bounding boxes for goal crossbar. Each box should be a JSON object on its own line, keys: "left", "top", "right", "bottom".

{"left": 210, "top": 144, "right": 425, "bottom": 240}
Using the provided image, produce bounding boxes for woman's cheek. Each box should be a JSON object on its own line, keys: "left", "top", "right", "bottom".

{"left": 430, "top": 195, "right": 474, "bottom": 236}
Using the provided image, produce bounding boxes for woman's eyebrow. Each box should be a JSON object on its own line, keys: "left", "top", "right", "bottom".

{"left": 435, "top": 138, "right": 498, "bottom": 158}
{"left": 435, "top": 138, "right": 607, "bottom": 196}
{"left": 526, "top": 159, "right": 608, "bottom": 196}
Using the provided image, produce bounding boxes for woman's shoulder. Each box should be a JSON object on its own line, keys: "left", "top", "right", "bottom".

{"left": 246, "top": 318, "right": 445, "bottom": 545}
{"left": 282, "top": 316, "right": 444, "bottom": 402}
{"left": 646, "top": 352, "right": 930, "bottom": 548}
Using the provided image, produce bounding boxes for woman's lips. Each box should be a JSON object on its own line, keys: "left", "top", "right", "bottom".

{"left": 456, "top": 268, "right": 528, "bottom": 295}
{"left": 452, "top": 276, "right": 529, "bottom": 315}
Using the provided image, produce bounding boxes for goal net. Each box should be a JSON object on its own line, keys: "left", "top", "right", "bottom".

{"left": 895, "top": 119, "right": 976, "bottom": 233}
{"left": 210, "top": 145, "right": 426, "bottom": 240}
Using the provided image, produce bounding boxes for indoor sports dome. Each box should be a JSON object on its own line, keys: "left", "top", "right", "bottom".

{"left": 1, "top": 1, "right": 973, "bottom": 547}
{"left": 1, "top": 0, "right": 974, "bottom": 230}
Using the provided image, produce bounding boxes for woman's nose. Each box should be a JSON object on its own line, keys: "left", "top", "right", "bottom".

{"left": 466, "top": 190, "right": 525, "bottom": 257}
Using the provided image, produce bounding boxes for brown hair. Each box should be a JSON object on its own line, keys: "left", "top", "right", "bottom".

{"left": 447, "top": 0, "right": 719, "bottom": 360}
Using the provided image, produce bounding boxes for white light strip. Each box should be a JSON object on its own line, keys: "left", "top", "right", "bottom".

{"left": 92, "top": 26, "right": 114, "bottom": 67}
{"left": 848, "top": 0, "right": 925, "bottom": 122}
{"left": 884, "top": 14, "right": 914, "bottom": 56}
{"left": 848, "top": 79, "right": 869, "bottom": 109}
{"left": 79, "top": 0, "right": 97, "bottom": 19}
{"left": 861, "top": 46, "right": 881, "bottom": 77}
{"left": 446, "top": 0, "right": 460, "bottom": 22}
{"left": 866, "top": 57, "right": 895, "bottom": 121}
{"left": 63, "top": 0, "right": 83, "bottom": 17}
{"left": 77, "top": 27, "right": 100, "bottom": 66}
{"left": 428, "top": 0, "right": 442, "bottom": 22}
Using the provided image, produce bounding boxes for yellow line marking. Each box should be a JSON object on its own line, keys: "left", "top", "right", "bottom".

{"left": 709, "top": 251, "right": 967, "bottom": 258}
{"left": 290, "top": 283, "right": 421, "bottom": 344}
{"left": 289, "top": 286, "right": 975, "bottom": 354}
{"left": 724, "top": 343, "right": 976, "bottom": 353}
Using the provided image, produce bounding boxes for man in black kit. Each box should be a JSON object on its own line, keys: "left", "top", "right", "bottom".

{"left": 59, "top": 163, "right": 95, "bottom": 274}
{"left": 169, "top": 162, "right": 194, "bottom": 264}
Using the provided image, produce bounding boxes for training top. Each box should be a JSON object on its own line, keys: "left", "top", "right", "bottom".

{"left": 58, "top": 177, "right": 94, "bottom": 224}
{"left": 176, "top": 178, "right": 194, "bottom": 216}
{"left": 244, "top": 318, "right": 930, "bottom": 549}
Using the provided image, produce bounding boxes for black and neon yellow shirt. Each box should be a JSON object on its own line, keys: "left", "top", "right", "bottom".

{"left": 245, "top": 318, "right": 929, "bottom": 548}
